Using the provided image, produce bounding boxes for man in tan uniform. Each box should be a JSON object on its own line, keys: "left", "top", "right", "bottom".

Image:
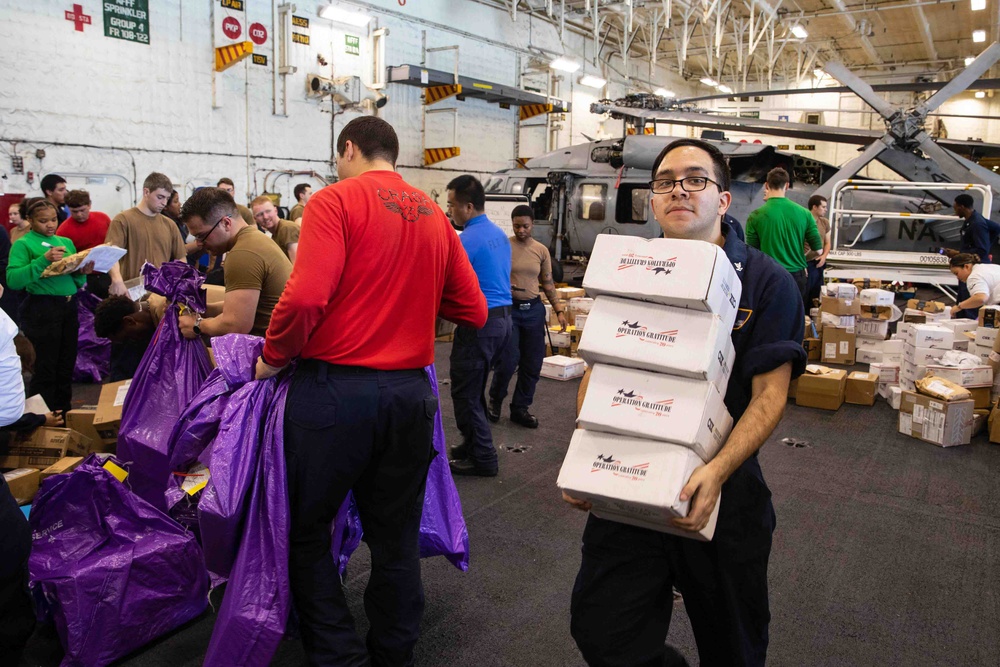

{"left": 250, "top": 195, "right": 301, "bottom": 262}
{"left": 288, "top": 183, "right": 312, "bottom": 222}
{"left": 106, "top": 172, "right": 186, "bottom": 296}
{"left": 487, "top": 205, "right": 568, "bottom": 428}
{"left": 178, "top": 187, "right": 291, "bottom": 339}
{"left": 216, "top": 178, "right": 256, "bottom": 226}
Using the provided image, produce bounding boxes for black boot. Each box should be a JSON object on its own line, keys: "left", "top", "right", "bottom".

{"left": 487, "top": 399, "right": 502, "bottom": 423}
{"left": 509, "top": 407, "right": 538, "bottom": 429}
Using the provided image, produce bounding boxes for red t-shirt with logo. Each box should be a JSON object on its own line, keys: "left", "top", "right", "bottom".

{"left": 262, "top": 170, "right": 487, "bottom": 369}
{"left": 56, "top": 211, "right": 112, "bottom": 251}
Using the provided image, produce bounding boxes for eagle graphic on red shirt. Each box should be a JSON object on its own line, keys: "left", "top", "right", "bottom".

{"left": 377, "top": 188, "right": 435, "bottom": 222}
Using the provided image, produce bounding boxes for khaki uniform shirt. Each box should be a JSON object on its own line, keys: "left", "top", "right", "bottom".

{"left": 105, "top": 207, "right": 186, "bottom": 281}
{"left": 804, "top": 215, "right": 830, "bottom": 255}
{"left": 271, "top": 219, "right": 301, "bottom": 259}
{"left": 289, "top": 203, "right": 305, "bottom": 222}
{"left": 224, "top": 226, "right": 292, "bottom": 336}
{"left": 510, "top": 237, "right": 552, "bottom": 302}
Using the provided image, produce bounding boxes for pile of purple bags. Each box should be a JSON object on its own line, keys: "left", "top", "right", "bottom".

{"left": 27, "top": 261, "right": 471, "bottom": 666}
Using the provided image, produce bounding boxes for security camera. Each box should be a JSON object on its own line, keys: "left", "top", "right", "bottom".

{"left": 307, "top": 74, "right": 388, "bottom": 109}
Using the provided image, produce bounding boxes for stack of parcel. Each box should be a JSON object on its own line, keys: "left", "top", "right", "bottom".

{"left": 556, "top": 236, "right": 742, "bottom": 541}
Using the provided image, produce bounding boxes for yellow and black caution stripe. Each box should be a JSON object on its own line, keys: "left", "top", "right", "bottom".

{"left": 215, "top": 41, "right": 254, "bottom": 72}
{"left": 625, "top": 125, "right": 656, "bottom": 135}
{"left": 424, "top": 84, "right": 462, "bottom": 105}
{"left": 424, "top": 147, "right": 461, "bottom": 166}
{"left": 519, "top": 103, "right": 553, "bottom": 121}
{"left": 515, "top": 157, "right": 532, "bottom": 168}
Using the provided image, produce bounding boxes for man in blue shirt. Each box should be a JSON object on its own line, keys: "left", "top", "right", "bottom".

{"left": 949, "top": 194, "right": 1000, "bottom": 317}
{"left": 564, "top": 138, "right": 806, "bottom": 666}
{"left": 447, "top": 175, "right": 512, "bottom": 477}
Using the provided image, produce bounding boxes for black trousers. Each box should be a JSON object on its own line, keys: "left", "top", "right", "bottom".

{"left": 20, "top": 293, "right": 78, "bottom": 412}
{"left": 806, "top": 259, "right": 824, "bottom": 306}
{"left": 449, "top": 310, "right": 512, "bottom": 471}
{"left": 789, "top": 269, "right": 808, "bottom": 307}
{"left": 571, "top": 459, "right": 776, "bottom": 667}
{"left": 284, "top": 361, "right": 438, "bottom": 667}
{"left": 0, "top": 477, "right": 35, "bottom": 665}
{"left": 490, "top": 298, "right": 546, "bottom": 410}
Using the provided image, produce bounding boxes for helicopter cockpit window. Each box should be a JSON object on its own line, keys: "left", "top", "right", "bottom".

{"left": 484, "top": 177, "right": 503, "bottom": 193}
{"left": 577, "top": 184, "right": 607, "bottom": 221}
{"left": 614, "top": 186, "right": 650, "bottom": 225}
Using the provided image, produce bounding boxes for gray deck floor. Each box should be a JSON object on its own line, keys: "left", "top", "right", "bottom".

{"left": 18, "top": 340, "right": 1000, "bottom": 666}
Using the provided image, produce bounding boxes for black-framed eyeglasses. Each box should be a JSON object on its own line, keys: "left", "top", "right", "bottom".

{"left": 648, "top": 176, "right": 720, "bottom": 194}
{"left": 195, "top": 215, "right": 228, "bottom": 243}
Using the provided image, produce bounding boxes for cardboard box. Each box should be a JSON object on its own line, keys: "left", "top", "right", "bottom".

{"left": 821, "top": 312, "right": 856, "bottom": 329}
{"left": 883, "top": 384, "right": 903, "bottom": 409}
{"left": 858, "top": 305, "right": 894, "bottom": 321}
{"left": 883, "top": 339, "right": 904, "bottom": 355}
{"left": 824, "top": 283, "right": 858, "bottom": 299}
{"left": 796, "top": 365, "right": 848, "bottom": 410}
{"left": 976, "top": 327, "right": 998, "bottom": 347}
{"left": 972, "top": 409, "right": 989, "bottom": 437}
{"left": 65, "top": 408, "right": 107, "bottom": 452}
{"left": 548, "top": 329, "right": 573, "bottom": 348}
{"left": 901, "top": 361, "right": 929, "bottom": 384}
{"left": 883, "top": 353, "right": 904, "bottom": 365}
{"left": 906, "top": 324, "right": 955, "bottom": 349}
{"left": 900, "top": 376, "right": 917, "bottom": 392}
{"left": 856, "top": 319, "right": 890, "bottom": 340}
{"left": 555, "top": 286, "right": 586, "bottom": 301}
{"left": 856, "top": 348, "right": 882, "bottom": 364}
{"left": 803, "top": 338, "right": 821, "bottom": 361}
{"left": 583, "top": 236, "right": 742, "bottom": 329}
{"left": 203, "top": 284, "right": 225, "bottom": 305}
{"left": 898, "top": 391, "right": 973, "bottom": 447}
{"left": 969, "top": 387, "right": 991, "bottom": 410}
{"left": 556, "top": 430, "right": 719, "bottom": 541}
{"left": 942, "top": 319, "right": 978, "bottom": 335}
{"left": 903, "top": 344, "right": 946, "bottom": 366}
{"left": 0, "top": 428, "right": 90, "bottom": 470}
{"left": 577, "top": 296, "right": 735, "bottom": 391}
{"left": 979, "top": 306, "right": 1000, "bottom": 328}
{"left": 821, "top": 295, "right": 862, "bottom": 316}
{"left": 907, "top": 299, "right": 945, "bottom": 313}
{"left": 39, "top": 456, "right": 85, "bottom": 481}
{"left": 821, "top": 326, "right": 855, "bottom": 365}
{"left": 846, "top": 371, "right": 878, "bottom": 406}
{"left": 871, "top": 362, "right": 901, "bottom": 384}
{"left": 853, "top": 278, "right": 882, "bottom": 290}
{"left": 860, "top": 289, "right": 895, "bottom": 306}
{"left": 972, "top": 344, "right": 993, "bottom": 363}
{"left": 577, "top": 364, "right": 733, "bottom": 462}
{"left": 540, "top": 355, "right": 587, "bottom": 381}
{"left": 953, "top": 338, "right": 970, "bottom": 352}
{"left": 3, "top": 468, "right": 40, "bottom": 504}
{"left": 856, "top": 337, "right": 885, "bottom": 352}
{"left": 923, "top": 364, "right": 992, "bottom": 388}
{"left": 574, "top": 314, "right": 588, "bottom": 331}
{"left": 93, "top": 379, "right": 131, "bottom": 446}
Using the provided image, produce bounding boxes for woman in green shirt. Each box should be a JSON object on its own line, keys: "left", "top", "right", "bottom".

{"left": 7, "top": 199, "right": 93, "bottom": 413}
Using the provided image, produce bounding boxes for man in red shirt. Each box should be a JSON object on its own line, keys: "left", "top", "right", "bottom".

{"left": 56, "top": 189, "right": 111, "bottom": 251}
{"left": 57, "top": 189, "right": 112, "bottom": 296}
{"left": 255, "top": 116, "right": 486, "bottom": 666}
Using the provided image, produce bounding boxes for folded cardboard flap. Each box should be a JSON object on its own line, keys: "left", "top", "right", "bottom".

{"left": 907, "top": 299, "right": 945, "bottom": 313}
{"left": 820, "top": 295, "right": 862, "bottom": 316}
{"left": 0, "top": 428, "right": 90, "bottom": 470}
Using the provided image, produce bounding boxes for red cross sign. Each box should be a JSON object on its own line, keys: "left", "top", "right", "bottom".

{"left": 65, "top": 4, "right": 92, "bottom": 32}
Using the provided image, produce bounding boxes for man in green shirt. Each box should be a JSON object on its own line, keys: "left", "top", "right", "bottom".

{"left": 745, "top": 167, "right": 823, "bottom": 304}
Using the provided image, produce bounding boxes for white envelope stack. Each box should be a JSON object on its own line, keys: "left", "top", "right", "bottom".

{"left": 558, "top": 237, "right": 743, "bottom": 541}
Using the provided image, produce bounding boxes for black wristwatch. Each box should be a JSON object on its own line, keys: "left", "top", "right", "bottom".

{"left": 193, "top": 314, "right": 204, "bottom": 336}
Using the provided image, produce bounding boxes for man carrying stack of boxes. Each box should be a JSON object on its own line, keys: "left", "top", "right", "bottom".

{"left": 559, "top": 139, "right": 806, "bottom": 667}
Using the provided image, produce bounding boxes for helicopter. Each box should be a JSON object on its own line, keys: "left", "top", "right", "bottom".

{"left": 487, "top": 43, "right": 1000, "bottom": 287}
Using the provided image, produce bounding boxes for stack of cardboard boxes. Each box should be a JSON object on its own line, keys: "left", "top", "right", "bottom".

{"left": 557, "top": 236, "right": 742, "bottom": 541}
{"left": 819, "top": 284, "right": 859, "bottom": 366}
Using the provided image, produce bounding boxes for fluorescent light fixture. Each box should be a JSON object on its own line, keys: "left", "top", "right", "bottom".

{"left": 814, "top": 68, "right": 824, "bottom": 78}
{"left": 578, "top": 74, "right": 607, "bottom": 88}
{"left": 791, "top": 25, "right": 808, "bottom": 39}
{"left": 700, "top": 77, "right": 718, "bottom": 87}
{"left": 976, "top": 91, "right": 986, "bottom": 98}
{"left": 550, "top": 57, "right": 581, "bottom": 73}
{"left": 965, "top": 56, "right": 976, "bottom": 66}
{"left": 971, "top": 0, "right": 986, "bottom": 10}
{"left": 319, "top": 4, "right": 372, "bottom": 26}
{"left": 973, "top": 29, "right": 987, "bottom": 43}
{"left": 718, "top": 84, "right": 733, "bottom": 94}
{"left": 653, "top": 88, "right": 675, "bottom": 97}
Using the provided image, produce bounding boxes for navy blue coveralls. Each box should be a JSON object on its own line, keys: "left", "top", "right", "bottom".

{"left": 450, "top": 214, "right": 512, "bottom": 472}
{"left": 571, "top": 225, "right": 807, "bottom": 667}
{"left": 957, "top": 210, "right": 1000, "bottom": 318}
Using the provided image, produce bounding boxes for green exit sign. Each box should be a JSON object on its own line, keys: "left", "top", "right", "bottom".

{"left": 345, "top": 35, "right": 360, "bottom": 55}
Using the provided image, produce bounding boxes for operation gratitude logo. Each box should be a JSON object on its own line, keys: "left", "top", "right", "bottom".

{"left": 590, "top": 453, "right": 649, "bottom": 480}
